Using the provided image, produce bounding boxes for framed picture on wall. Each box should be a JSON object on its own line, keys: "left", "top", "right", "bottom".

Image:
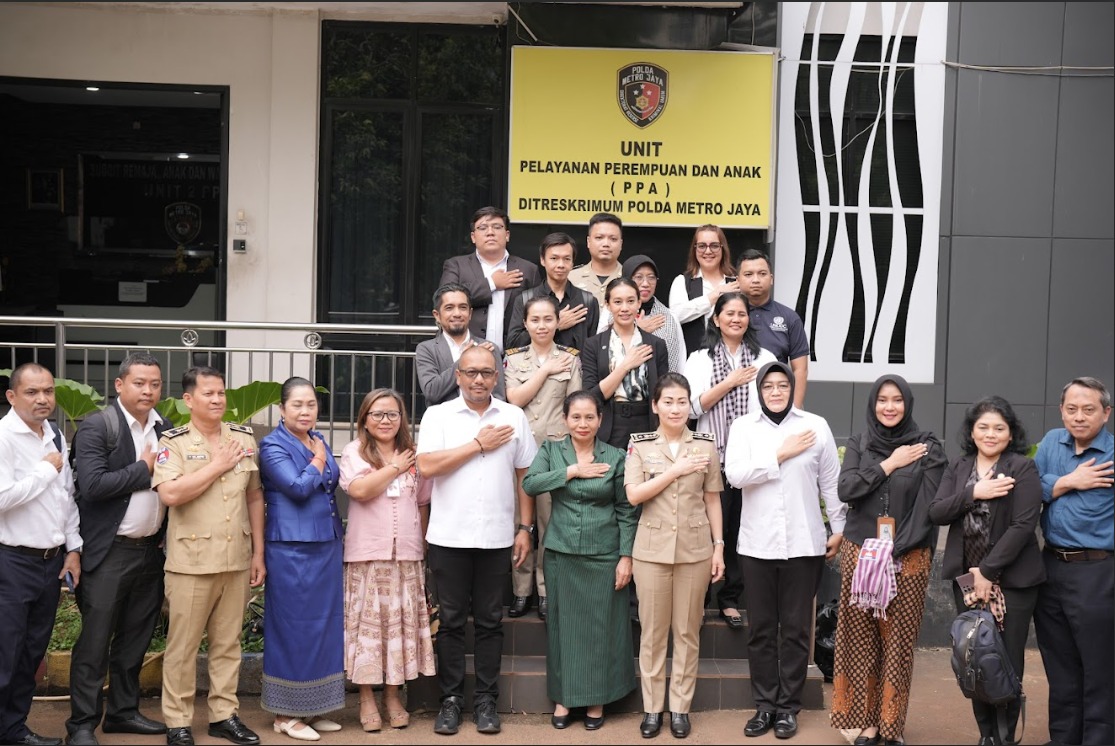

{"left": 27, "top": 167, "right": 64, "bottom": 211}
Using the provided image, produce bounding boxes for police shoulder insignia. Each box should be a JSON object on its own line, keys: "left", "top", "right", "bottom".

{"left": 504, "top": 346, "right": 526, "bottom": 356}
{"left": 163, "top": 425, "right": 190, "bottom": 439}
{"left": 228, "top": 423, "right": 254, "bottom": 434}
{"left": 629, "top": 432, "right": 658, "bottom": 443}
{"left": 556, "top": 344, "right": 580, "bottom": 356}
{"left": 691, "top": 432, "right": 715, "bottom": 441}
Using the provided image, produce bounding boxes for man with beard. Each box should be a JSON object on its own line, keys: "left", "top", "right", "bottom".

{"left": 415, "top": 283, "right": 505, "bottom": 406}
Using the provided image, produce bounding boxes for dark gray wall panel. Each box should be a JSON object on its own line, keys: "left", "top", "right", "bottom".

{"left": 1045, "top": 238, "right": 1115, "bottom": 398}
{"left": 946, "top": 237, "right": 1051, "bottom": 405}
{"left": 952, "top": 71, "right": 1059, "bottom": 237}
{"left": 956, "top": 2, "right": 1064, "bottom": 67}
{"left": 1063, "top": 2, "right": 1115, "bottom": 67}
{"left": 943, "top": 402, "right": 1048, "bottom": 461}
{"left": 804, "top": 380, "right": 857, "bottom": 443}
{"left": 1053, "top": 78, "right": 1115, "bottom": 238}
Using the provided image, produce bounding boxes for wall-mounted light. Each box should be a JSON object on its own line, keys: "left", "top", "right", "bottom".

{"left": 176, "top": 153, "right": 190, "bottom": 159}
{"left": 86, "top": 86, "right": 100, "bottom": 92}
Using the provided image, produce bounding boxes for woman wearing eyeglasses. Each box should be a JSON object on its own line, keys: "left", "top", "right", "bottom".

{"left": 339, "top": 389, "right": 435, "bottom": 733}
{"left": 668, "top": 225, "right": 740, "bottom": 355}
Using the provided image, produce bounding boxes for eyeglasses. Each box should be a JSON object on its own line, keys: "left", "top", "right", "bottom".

{"left": 760, "top": 382, "right": 792, "bottom": 393}
{"left": 631, "top": 273, "right": 658, "bottom": 285}
{"left": 695, "top": 242, "right": 723, "bottom": 253}
{"left": 472, "top": 223, "right": 506, "bottom": 233}
{"left": 367, "top": 411, "right": 401, "bottom": 422}
{"left": 459, "top": 368, "right": 497, "bottom": 380}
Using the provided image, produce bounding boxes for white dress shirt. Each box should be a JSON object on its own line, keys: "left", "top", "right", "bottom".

{"left": 0, "top": 409, "right": 82, "bottom": 552}
{"left": 685, "top": 345, "right": 777, "bottom": 428}
{"left": 444, "top": 331, "right": 474, "bottom": 363}
{"left": 668, "top": 273, "right": 716, "bottom": 325}
{"left": 478, "top": 250, "right": 509, "bottom": 346}
{"left": 117, "top": 401, "right": 166, "bottom": 538}
{"left": 417, "top": 395, "right": 537, "bottom": 549}
{"left": 723, "top": 407, "right": 845, "bottom": 560}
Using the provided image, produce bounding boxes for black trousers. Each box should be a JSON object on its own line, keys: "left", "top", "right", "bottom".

{"left": 0, "top": 547, "right": 64, "bottom": 742}
{"left": 712, "top": 482, "right": 743, "bottom": 611}
{"left": 740, "top": 554, "right": 824, "bottom": 714}
{"left": 66, "top": 541, "right": 165, "bottom": 733}
{"left": 952, "top": 584, "right": 1038, "bottom": 743}
{"left": 1034, "top": 551, "right": 1114, "bottom": 746}
{"left": 427, "top": 544, "right": 511, "bottom": 707}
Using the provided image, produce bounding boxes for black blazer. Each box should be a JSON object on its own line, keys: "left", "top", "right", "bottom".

{"left": 580, "top": 329, "right": 669, "bottom": 445}
{"left": 929, "top": 451, "right": 1046, "bottom": 589}
{"left": 505, "top": 282, "right": 601, "bottom": 353}
{"left": 73, "top": 403, "right": 172, "bottom": 573}
{"left": 438, "top": 253, "right": 542, "bottom": 347}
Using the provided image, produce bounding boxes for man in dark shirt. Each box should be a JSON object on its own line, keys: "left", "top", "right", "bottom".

{"left": 737, "top": 249, "right": 810, "bottom": 407}
{"left": 506, "top": 233, "right": 599, "bottom": 353}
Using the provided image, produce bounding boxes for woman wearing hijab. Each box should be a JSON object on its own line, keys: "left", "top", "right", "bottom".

{"left": 725, "top": 362, "right": 845, "bottom": 740}
{"left": 619, "top": 254, "right": 687, "bottom": 373}
{"left": 829, "top": 375, "right": 948, "bottom": 746}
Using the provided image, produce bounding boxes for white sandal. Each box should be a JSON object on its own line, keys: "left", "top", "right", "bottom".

{"left": 305, "top": 716, "right": 342, "bottom": 732}
{"left": 273, "top": 717, "right": 321, "bottom": 742}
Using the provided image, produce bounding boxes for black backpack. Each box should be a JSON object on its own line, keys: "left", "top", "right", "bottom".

{"left": 950, "top": 608, "right": 1020, "bottom": 705}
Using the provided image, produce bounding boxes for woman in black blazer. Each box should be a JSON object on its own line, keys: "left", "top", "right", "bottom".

{"left": 929, "top": 396, "right": 1045, "bottom": 746}
{"left": 581, "top": 277, "right": 670, "bottom": 449}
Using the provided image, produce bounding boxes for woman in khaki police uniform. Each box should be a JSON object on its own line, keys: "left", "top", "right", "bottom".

{"left": 504, "top": 295, "right": 582, "bottom": 620}
{"left": 624, "top": 372, "right": 725, "bottom": 740}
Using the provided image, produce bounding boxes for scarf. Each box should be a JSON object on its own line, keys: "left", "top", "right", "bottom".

{"left": 962, "top": 584, "right": 1008, "bottom": 631}
{"left": 757, "top": 361, "right": 795, "bottom": 425}
{"left": 708, "top": 341, "right": 752, "bottom": 462}
{"left": 608, "top": 327, "right": 648, "bottom": 401}
{"left": 850, "top": 537, "right": 898, "bottom": 619}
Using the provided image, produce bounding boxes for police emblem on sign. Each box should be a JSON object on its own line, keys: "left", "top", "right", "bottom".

{"left": 164, "top": 202, "right": 202, "bottom": 246}
{"left": 618, "top": 63, "right": 668, "bottom": 128}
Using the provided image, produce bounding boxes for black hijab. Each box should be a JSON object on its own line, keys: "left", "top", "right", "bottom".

{"left": 757, "top": 360, "right": 795, "bottom": 425}
{"left": 864, "top": 374, "right": 932, "bottom": 456}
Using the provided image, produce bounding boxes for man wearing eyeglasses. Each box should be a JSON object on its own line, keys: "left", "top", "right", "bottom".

{"left": 438, "top": 207, "right": 541, "bottom": 349}
{"left": 417, "top": 345, "right": 538, "bottom": 737}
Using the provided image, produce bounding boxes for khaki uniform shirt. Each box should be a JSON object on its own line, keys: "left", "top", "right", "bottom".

{"left": 152, "top": 422, "right": 261, "bottom": 574}
{"left": 568, "top": 263, "right": 622, "bottom": 310}
{"left": 503, "top": 344, "right": 583, "bottom": 445}
{"left": 624, "top": 429, "right": 723, "bottom": 564}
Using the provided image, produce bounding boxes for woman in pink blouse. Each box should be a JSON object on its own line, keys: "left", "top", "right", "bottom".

{"left": 339, "top": 388, "right": 435, "bottom": 732}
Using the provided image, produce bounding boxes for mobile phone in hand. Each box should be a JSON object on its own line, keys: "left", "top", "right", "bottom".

{"left": 955, "top": 572, "right": 975, "bottom": 595}
{"left": 63, "top": 571, "right": 75, "bottom": 593}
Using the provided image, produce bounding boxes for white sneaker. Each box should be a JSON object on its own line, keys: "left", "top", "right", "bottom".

{"left": 274, "top": 718, "right": 320, "bottom": 741}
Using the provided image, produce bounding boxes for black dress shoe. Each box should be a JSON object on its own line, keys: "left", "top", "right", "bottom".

{"left": 744, "top": 711, "right": 774, "bottom": 737}
{"left": 508, "top": 595, "right": 531, "bottom": 617}
{"left": 64, "top": 729, "right": 97, "bottom": 746}
{"left": 551, "top": 712, "right": 573, "bottom": 729}
{"left": 11, "top": 734, "right": 63, "bottom": 746}
{"left": 853, "top": 734, "right": 881, "bottom": 746}
{"left": 773, "top": 712, "right": 798, "bottom": 739}
{"left": 207, "top": 715, "right": 259, "bottom": 745}
{"left": 538, "top": 596, "right": 548, "bottom": 621}
{"left": 640, "top": 712, "right": 663, "bottom": 738}
{"left": 584, "top": 713, "right": 605, "bottom": 731}
{"left": 719, "top": 608, "right": 745, "bottom": 630}
{"left": 166, "top": 728, "right": 194, "bottom": 746}
{"left": 103, "top": 714, "right": 167, "bottom": 735}
{"left": 669, "top": 712, "right": 691, "bottom": 738}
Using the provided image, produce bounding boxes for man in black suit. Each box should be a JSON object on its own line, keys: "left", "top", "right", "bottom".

{"left": 437, "top": 206, "right": 541, "bottom": 349}
{"left": 416, "top": 283, "right": 505, "bottom": 407}
{"left": 65, "top": 353, "right": 171, "bottom": 745}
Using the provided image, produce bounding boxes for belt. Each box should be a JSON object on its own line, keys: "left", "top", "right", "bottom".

{"left": 0, "top": 543, "right": 65, "bottom": 560}
{"left": 614, "top": 400, "right": 650, "bottom": 417}
{"left": 114, "top": 534, "right": 159, "bottom": 547}
{"left": 1046, "top": 546, "right": 1113, "bottom": 563}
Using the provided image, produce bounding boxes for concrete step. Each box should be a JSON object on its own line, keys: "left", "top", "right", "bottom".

{"left": 404, "top": 654, "right": 826, "bottom": 714}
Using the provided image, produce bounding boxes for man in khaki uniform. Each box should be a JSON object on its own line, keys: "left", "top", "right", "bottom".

{"left": 503, "top": 338, "right": 582, "bottom": 619}
{"left": 568, "top": 212, "right": 624, "bottom": 313}
{"left": 152, "top": 367, "right": 265, "bottom": 746}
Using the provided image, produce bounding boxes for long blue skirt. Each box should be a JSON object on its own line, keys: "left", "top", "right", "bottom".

{"left": 261, "top": 539, "right": 346, "bottom": 716}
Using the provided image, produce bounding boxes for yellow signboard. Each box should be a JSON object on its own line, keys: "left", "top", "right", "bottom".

{"left": 509, "top": 46, "right": 776, "bottom": 228}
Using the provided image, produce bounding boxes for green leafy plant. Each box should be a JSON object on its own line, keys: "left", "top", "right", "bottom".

{"left": 0, "top": 369, "right": 106, "bottom": 429}
{"left": 157, "top": 381, "right": 329, "bottom": 427}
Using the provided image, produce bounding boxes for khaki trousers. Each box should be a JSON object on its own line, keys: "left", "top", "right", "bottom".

{"left": 633, "top": 557, "right": 711, "bottom": 713}
{"left": 161, "top": 570, "right": 250, "bottom": 727}
{"left": 512, "top": 492, "right": 552, "bottom": 597}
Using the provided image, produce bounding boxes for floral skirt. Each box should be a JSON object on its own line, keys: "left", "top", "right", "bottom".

{"left": 343, "top": 559, "right": 436, "bottom": 685}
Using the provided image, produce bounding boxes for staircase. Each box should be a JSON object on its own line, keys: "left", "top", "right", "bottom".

{"left": 405, "top": 607, "right": 826, "bottom": 714}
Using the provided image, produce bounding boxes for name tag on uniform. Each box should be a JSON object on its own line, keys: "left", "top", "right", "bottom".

{"left": 186, "top": 454, "right": 208, "bottom": 461}
{"left": 644, "top": 454, "right": 665, "bottom": 474}
{"left": 386, "top": 476, "right": 401, "bottom": 498}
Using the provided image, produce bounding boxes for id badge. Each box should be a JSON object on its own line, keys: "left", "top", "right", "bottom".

{"left": 877, "top": 516, "right": 896, "bottom": 542}
{"left": 386, "top": 475, "right": 402, "bottom": 498}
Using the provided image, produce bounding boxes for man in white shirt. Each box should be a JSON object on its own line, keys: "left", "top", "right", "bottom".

{"left": 724, "top": 361, "right": 845, "bottom": 740}
{"left": 0, "top": 363, "right": 83, "bottom": 746}
{"left": 414, "top": 283, "right": 505, "bottom": 406}
{"left": 417, "top": 345, "right": 537, "bottom": 737}
{"left": 65, "top": 353, "right": 172, "bottom": 745}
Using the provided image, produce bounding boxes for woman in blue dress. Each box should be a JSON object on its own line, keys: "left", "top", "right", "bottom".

{"left": 259, "top": 377, "right": 346, "bottom": 741}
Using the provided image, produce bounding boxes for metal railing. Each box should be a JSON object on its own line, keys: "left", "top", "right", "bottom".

{"left": 0, "top": 315, "right": 438, "bottom": 448}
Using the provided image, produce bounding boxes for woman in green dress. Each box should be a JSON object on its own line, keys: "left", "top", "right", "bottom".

{"left": 523, "top": 390, "right": 638, "bottom": 731}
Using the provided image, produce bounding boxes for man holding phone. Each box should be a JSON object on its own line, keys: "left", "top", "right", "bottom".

{"left": 0, "top": 363, "right": 83, "bottom": 746}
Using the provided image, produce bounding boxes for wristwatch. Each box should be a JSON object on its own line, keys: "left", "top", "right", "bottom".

{"left": 517, "top": 523, "right": 536, "bottom": 536}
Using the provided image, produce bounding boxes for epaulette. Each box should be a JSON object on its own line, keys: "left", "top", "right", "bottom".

{"left": 628, "top": 432, "right": 658, "bottom": 443}
{"left": 556, "top": 344, "right": 580, "bottom": 356}
{"left": 162, "top": 425, "right": 190, "bottom": 439}
{"left": 691, "top": 432, "right": 715, "bottom": 441}
{"left": 228, "top": 423, "right": 254, "bottom": 434}
{"left": 504, "top": 346, "right": 527, "bottom": 356}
